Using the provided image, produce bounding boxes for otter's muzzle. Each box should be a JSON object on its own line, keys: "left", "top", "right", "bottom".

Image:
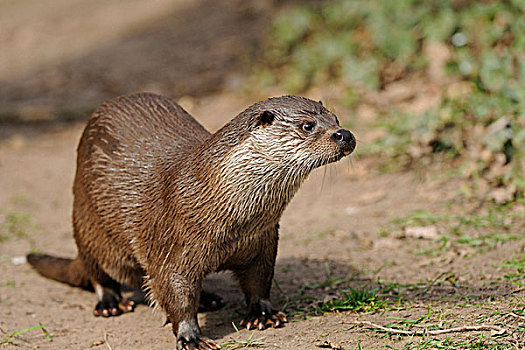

{"left": 331, "top": 129, "right": 356, "bottom": 155}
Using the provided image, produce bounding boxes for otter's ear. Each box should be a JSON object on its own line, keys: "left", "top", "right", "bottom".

{"left": 257, "top": 111, "right": 275, "bottom": 127}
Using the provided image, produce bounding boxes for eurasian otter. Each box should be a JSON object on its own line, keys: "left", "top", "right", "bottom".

{"left": 27, "top": 93, "right": 356, "bottom": 349}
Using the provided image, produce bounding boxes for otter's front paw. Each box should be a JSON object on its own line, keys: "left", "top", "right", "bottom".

{"left": 240, "top": 299, "right": 287, "bottom": 330}
{"left": 176, "top": 320, "right": 221, "bottom": 350}
{"left": 177, "top": 337, "right": 220, "bottom": 350}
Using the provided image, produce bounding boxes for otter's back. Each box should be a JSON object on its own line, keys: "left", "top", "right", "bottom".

{"left": 78, "top": 93, "right": 209, "bottom": 162}
{"left": 72, "top": 94, "right": 210, "bottom": 281}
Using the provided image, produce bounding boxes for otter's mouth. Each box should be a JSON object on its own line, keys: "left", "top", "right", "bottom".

{"left": 343, "top": 139, "right": 356, "bottom": 156}
{"left": 312, "top": 151, "right": 347, "bottom": 169}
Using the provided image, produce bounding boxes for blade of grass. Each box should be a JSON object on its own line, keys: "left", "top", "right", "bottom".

{"left": 0, "top": 324, "right": 51, "bottom": 344}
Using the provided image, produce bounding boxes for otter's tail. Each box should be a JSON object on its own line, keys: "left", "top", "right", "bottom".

{"left": 27, "top": 254, "right": 92, "bottom": 290}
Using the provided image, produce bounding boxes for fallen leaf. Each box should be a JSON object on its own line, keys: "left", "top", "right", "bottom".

{"left": 490, "top": 328, "right": 506, "bottom": 337}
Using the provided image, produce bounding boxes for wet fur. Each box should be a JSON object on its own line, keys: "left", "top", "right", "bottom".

{"left": 27, "top": 93, "right": 354, "bottom": 347}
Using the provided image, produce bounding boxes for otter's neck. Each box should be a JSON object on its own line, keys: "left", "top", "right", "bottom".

{"left": 163, "top": 117, "right": 313, "bottom": 232}
{"left": 208, "top": 136, "right": 313, "bottom": 229}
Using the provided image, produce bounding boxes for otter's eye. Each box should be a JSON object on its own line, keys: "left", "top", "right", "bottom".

{"left": 302, "top": 121, "right": 316, "bottom": 133}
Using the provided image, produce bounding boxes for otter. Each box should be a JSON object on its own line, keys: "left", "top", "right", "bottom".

{"left": 27, "top": 93, "right": 356, "bottom": 349}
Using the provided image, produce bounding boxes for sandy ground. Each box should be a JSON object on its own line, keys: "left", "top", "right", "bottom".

{"left": 1, "top": 1, "right": 523, "bottom": 349}
{"left": 1, "top": 95, "right": 523, "bottom": 349}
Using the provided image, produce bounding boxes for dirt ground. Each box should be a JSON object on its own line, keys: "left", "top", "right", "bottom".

{"left": 1, "top": 1, "right": 523, "bottom": 349}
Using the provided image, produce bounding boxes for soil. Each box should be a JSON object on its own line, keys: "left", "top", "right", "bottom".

{"left": 1, "top": 1, "right": 523, "bottom": 349}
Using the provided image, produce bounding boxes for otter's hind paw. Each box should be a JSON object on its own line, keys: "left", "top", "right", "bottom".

{"left": 240, "top": 299, "right": 287, "bottom": 330}
{"left": 93, "top": 293, "right": 135, "bottom": 317}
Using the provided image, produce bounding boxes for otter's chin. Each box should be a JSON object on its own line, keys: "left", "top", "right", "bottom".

{"left": 312, "top": 152, "right": 345, "bottom": 169}
{"left": 330, "top": 148, "right": 353, "bottom": 164}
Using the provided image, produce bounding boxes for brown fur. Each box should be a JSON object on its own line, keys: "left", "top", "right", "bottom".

{"left": 27, "top": 93, "right": 355, "bottom": 349}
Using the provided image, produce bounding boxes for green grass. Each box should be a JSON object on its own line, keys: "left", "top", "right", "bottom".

{"left": 392, "top": 200, "right": 522, "bottom": 230}
{"left": 0, "top": 211, "right": 34, "bottom": 242}
{"left": 456, "top": 233, "right": 521, "bottom": 249}
{"left": 385, "top": 199, "right": 524, "bottom": 257}
{"left": 5, "top": 280, "right": 16, "bottom": 288}
{"left": 222, "top": 323, "right": 266, "bottom": 349}
{"left": 0, "top": 325, "right": 52, "bottom": 345}
{"left": 277, "top": 263, "right": 388, "bottom": 318}
{"left": 372, "top": 305, "right": 522, "bottom": 349}
{"left": 498, "top": 253, "right": 525, "bottom": 286}
{"left": 249, "top": 0, "right": 525, "bottom": 200}
{"left": 352, "top": 282, "right": 525, "bottom": 349}
{"left": 319, "top": 288, "right": 388, "bottom": 313}
{"left": 388, "top": 336, "right": 513, "bottom": 350}
{"left": 222, "top": 336, "right": 266, "bottom": 349}
{"left": 287, "top": 286, "right": 389, "bottom": 319}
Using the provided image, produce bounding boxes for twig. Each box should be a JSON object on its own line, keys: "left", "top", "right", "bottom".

{"left": 508, "top": 312, "right": 525, "bottom": 321}
{"left": 104, "top": 330, "right": 113, "bottom": 350}
{"left": 509, "top": 287, "right": 525, "bottom": 295}
{"left": 417, "top": 271, "right": 451, "bottom": 296}
{"left": 344, "top": 320, "right": 506, "bottom": 336}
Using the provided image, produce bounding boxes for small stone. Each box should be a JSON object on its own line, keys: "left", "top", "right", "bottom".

{"left": 345, "top": 206, "right": 359, "bottom": 215}
{"left": 13, "top": 256, "right": 27, "bottom": 265}
{"left": 403, "top": 226, "right": 439, "bottom": 240}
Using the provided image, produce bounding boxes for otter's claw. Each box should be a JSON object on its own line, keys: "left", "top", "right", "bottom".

{"left": 177, "top": 337, "right": 221, "bottom": 350}
{"left": 240, "top": 311, "right": 287, "bottom": 330}
{"left": 94, "top": 297, "right": 135, "bottom": 317}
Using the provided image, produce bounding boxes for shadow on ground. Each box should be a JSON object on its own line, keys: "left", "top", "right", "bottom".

{"left": 0, "top": 0, "right": 270, "bottom": 123}
{"left": 193, "top": 258, "right": 514, "bottom": 340}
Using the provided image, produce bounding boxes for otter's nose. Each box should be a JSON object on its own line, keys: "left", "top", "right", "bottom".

{"left": 331, "top": 129, "right": 356, "bottom": 154}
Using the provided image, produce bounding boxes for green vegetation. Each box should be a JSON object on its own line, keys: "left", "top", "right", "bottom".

{"left": 276, "top": 263, "right": 389, "bottom": 318}
{"left": 222, "top": 336, "right": 266, "bottom": 349}
{"left": 246, "top": 3, "right": 524, "bottom": 347}
{"left": 318, "top": 288, "right": 387, "bottom": 313}
{"left": 0, "top": 325, "right": 52, "bottom": 345}
{"left": 251, "top": 0, "right": 525, "bottom": 201}
{"left": 499, "top": 253, "right": 525, "bottom": 286}
{"left": 388, "top": 200, "right": 524, "bottom": 256}
{"left": 5, "top": 280, "right": 16, "bottom": 288}
{"left": 372, "top": 307, "right": 522, "bottom": 349}
{"left": 222, "top": 323, "right": 266, "bottom": 349}
{"left": 0, "top": 211, "right": 34, "bottom": 241}
{"left": 286, "top": 286, "right": 389, "bottom": 321}
{"left": 388, "top": 336, "right": 513, "bottom": 350}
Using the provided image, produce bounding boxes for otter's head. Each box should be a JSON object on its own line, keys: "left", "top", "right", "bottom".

{"left": 241, "top": 96, "right": 356, "bottom": 172}
{"left": 209, "top": 96, "right": 356, "bottom": 224}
